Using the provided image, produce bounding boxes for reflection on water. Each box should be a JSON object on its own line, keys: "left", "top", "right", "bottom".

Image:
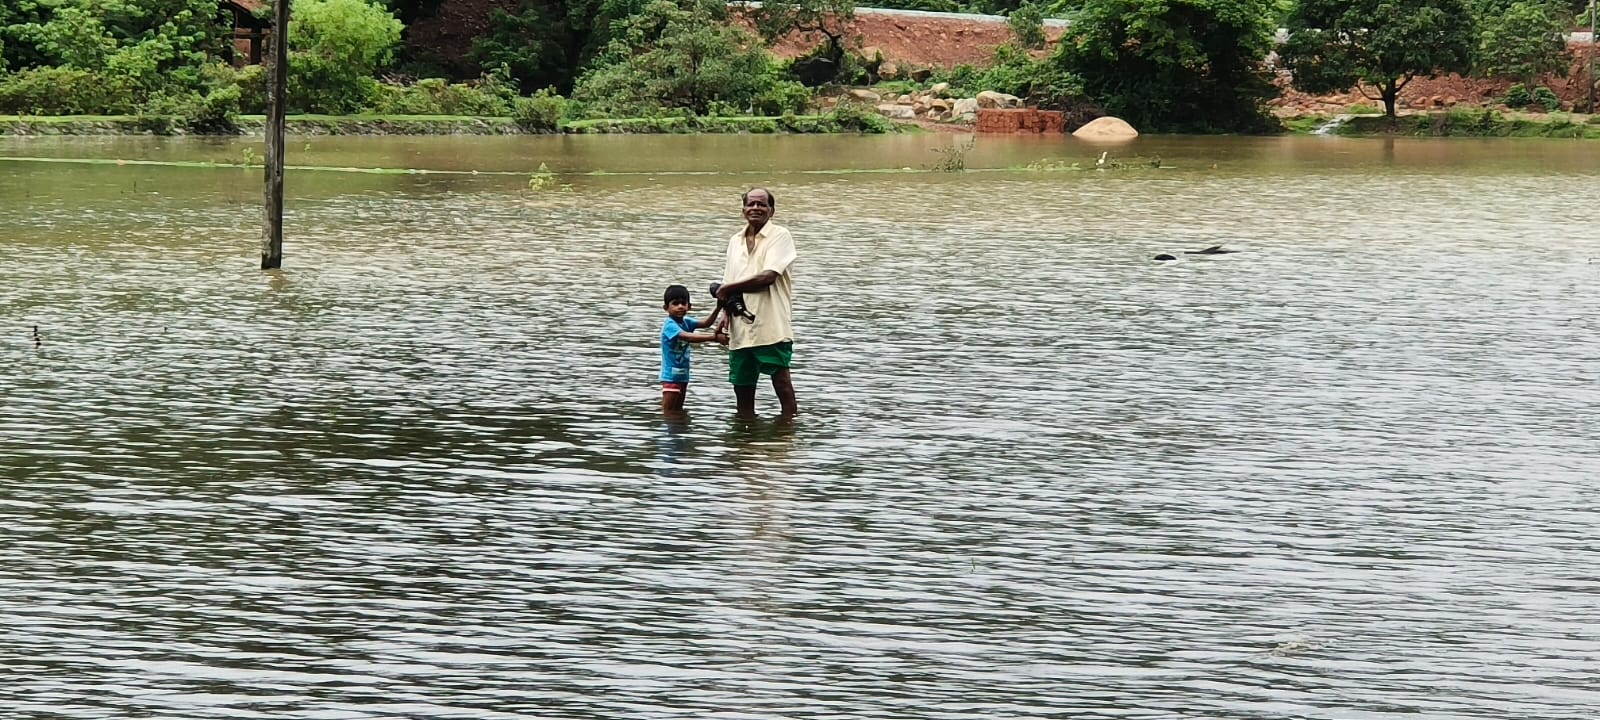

{"left": 2, "top": 135, "right": 1599, "bottom": 719}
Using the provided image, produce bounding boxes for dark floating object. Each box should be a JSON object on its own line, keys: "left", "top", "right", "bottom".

{"left": 1153, "top": 253, "right": 1178, "bottom": 261}
{"left": 32, "top": 324, "right": 41, "bottom": 349}
{"left": 1185, "top": 244, "right": 1238, "bottom": 255}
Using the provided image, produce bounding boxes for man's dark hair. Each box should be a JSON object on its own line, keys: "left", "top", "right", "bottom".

{"left": 741, "top": 187, "right": 775, "bottom": 210}
{"left": 663, "top": 284, "right": 690, "bottom": 305}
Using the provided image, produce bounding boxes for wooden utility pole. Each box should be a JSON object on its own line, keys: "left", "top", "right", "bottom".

{"left": 1589, "top": 0, "right": 1597, "bottom": 113}
{"left": 261, "top": 0, "right": 290, "bottom": 270}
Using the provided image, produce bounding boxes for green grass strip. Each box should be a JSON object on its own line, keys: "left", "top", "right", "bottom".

{"left": 0, "top": 155, "right": 1154, "bottom": 176}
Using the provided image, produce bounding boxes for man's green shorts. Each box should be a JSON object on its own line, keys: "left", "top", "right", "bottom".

{"left": 727, "top": 342, "right": 793, "bottom": 387}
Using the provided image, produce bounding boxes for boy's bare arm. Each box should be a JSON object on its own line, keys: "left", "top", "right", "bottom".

{"left": 678, "top": 330, "right": 724, "bottom": 344}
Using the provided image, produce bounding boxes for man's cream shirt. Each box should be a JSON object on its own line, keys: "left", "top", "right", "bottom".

{"left": 721, "top": 222, "right": 797, "bottom": 351}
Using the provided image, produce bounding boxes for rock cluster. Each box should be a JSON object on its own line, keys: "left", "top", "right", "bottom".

{"left": 827, "top": 83, "right": 1024, "bottom": 124}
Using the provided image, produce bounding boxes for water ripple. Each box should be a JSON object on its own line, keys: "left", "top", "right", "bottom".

{"left": 3, "top": 137, "right": 1599, "bottom": 719}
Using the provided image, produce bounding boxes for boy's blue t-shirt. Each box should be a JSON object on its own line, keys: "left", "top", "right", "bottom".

{"left": 660, "top": 316, "right": 700, "bottom": 383}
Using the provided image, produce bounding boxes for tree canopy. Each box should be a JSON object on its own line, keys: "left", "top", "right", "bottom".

{"left": 573, "top": 0, "right": 781, "bottom": 115}
{"left": 1472, "top": 0, "right": 1571, "bottom": 88}
{"left": 1054, "top": 0, "right": 1281, "bottom": 133}
{"left": 1279, "top": 0, "right": 1477, "bottom": 119}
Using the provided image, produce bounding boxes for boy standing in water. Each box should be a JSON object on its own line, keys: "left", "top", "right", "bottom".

{"left": 660, "top": 284, "right": 726, "bottom": 412}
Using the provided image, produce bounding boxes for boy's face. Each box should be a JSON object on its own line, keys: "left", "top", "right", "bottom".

{"left": 665, "top": 299, "right": 690, "bottom": 319}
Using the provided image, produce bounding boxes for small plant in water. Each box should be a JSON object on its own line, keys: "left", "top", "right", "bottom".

{"left": 930, "top": 136, "right": 976, "bottom": 172}
{"left": 528, "top": 162, "right": 558, "bottom": 191}
{"left": 240, "top": 147, "right": 258, "bottom": 167}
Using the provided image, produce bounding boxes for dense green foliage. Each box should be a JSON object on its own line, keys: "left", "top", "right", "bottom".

{"left": 465, "top": 0, "right": 647, "bottom": 93}
{"left": 1008, "top": 2, "right": 1048, "bottom": 49}
{"left": 572, "top": 0, "right": 797, "bottom": 115}
{"left": 289, "top": 0, "right": 405, "bottom": 113}
{"left": 1055, "top": 0, "right": 1281, "bottom": 133}
{"left": 1473, "top": 0, "right": 1570, "bottom": 88}
{"left": 1280, "top": 0, "right": 1477, "bottom": 120}
{"left": 0, "top": 0, "right": 1594, "bottom": 133}
{"left": 0, "top": 0, "right": 225, "bottom": 105}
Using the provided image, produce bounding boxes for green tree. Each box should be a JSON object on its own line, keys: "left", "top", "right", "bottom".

{"left": 1, "top": 0, "right": 223, "bottom": 74}
{"left": 1472, "top": 0, "right": 1570, "bottom": 88}
{"left": 288, "top": 0, "right": 404, "bottom": 113}
{"left": 573, "top": 0, "right": 775, "bottom": 115}
{"left": 469, "top": 3, "right": 570, "bottom": 90}
{"left": 1054, "top": 0, "right": 1281, "bottom": 133}
{"left": 748, "top": 0, "right": 855, "bottom": 66}
{"left": 1280, "top": 0, "right": 1477, "bottom": 121}
{"left": 467, "top": 0, "right": 645, "bottom": 93}
{"left": 26, "top": 6, "right": 117, "bottom": 69}
{"left": 1009, "top": 2, "right": 1048, "bottom": 49}
{"left": 0, "top": 0, "right": 225, "bottom": 104}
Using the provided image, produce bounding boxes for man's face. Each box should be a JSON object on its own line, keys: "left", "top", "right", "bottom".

{"left": 743, "top": 191, "right": 773, "bottom": 225}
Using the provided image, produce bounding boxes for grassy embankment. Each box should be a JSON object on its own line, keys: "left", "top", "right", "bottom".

{"left": 0, "top": 112, "right": 905, "bottom": 136}
{"left": 1281, "top": 108, "right": 1600, "bottom": 138}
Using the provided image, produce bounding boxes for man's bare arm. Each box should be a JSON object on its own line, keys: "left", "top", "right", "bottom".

{"left": 716, "top": 270, "right": 780, "bottom": 297}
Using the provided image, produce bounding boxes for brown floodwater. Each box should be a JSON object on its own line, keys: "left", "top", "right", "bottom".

{"left": 2, "top": 133, "right": 1598, "bottom": 719}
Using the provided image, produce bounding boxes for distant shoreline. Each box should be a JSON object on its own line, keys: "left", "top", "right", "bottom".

{"left": 0, "top": 113, "right": 907, "bottom": 137}
{"left": 8, "top": 110, "right": 1597, "bottom": 139}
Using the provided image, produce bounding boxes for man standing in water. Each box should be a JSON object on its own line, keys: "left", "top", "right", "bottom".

{"left": 717, "top": 187, "right": 798, "bottom": 417}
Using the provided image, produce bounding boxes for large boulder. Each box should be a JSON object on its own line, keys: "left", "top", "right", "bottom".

{"left": 876, "top": 104, "right": 918, "bottom": 120}
{"left": 848, "top": 89, "right": 882, "bottom": 103}
{"left": 1073, "top": 116, "right": 1139, "bottom": 140}
{"left": 952, "top": 98, "right": 980, "bottom": 120}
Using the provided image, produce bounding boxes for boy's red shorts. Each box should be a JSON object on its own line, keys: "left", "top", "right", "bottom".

{"left": 661, "top": 382, "right": 687, "bottom": 393}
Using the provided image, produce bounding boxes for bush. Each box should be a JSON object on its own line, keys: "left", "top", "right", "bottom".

{"left": 826, "top": 102, "right": 893, "bottom": 133}
{"left": 1503, "top": 83, "right": 1531, "bottom": 108}
{"left": 369, "top": 81, "right": 443, "bottom": 114}
{"left": 369, "top": 75, "right": 517, "bottom": 116}
{"left": 932, "top": 64, "right": 983, "bottom": 95}
{"left": 573, "top": 0, "right": 776, "bottom": 117}
{"left": 0, "top": 66, "right": 134, "bottom": 114}
{"left": 183, "top": 85, "right": 242, "bottom": 133}
{"left": 133, "top": 92, "right": 186, "bottom": 132}
{"left": 1008, "top": 3, "right": 1047, "bottom": 50}
{"left": 513, "top": 88, "right": 564, "bottom": 131}
{"left": 754, "top": 79, "right": 813, "bottom": 115}
{"left": 288, "top": 0, "right": 403, "bottom": 113}
{"left": 289, "top": 55, "right": 378, "bottom": 113}
{"left": 234, "top": 65, "right": 269, "bottom": 114}
{"left": 980, "top": 43, "right": 1084, "bottom": 110}
{"left": 1531, "top": 85, "right": 1560, "bottom": 112}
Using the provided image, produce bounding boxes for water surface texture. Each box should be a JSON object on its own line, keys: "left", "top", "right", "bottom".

{"left": 3, "top": 134, "right": 1598, "bottom": 719}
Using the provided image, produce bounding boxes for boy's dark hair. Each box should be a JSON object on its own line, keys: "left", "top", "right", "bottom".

{"left": 741, "top": 187, "right": 775, "bottom": 210}
{"left": 663, "top": 284, "right": 691, "bottom": 305}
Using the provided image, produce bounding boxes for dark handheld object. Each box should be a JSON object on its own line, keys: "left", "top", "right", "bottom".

{"left": 709, "top": 282, "right": 756, "bottom": 323}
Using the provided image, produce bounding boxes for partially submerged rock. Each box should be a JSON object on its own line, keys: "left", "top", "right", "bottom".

{"left": 1073, "top": 116, "right": 1139, "bottom": 140}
